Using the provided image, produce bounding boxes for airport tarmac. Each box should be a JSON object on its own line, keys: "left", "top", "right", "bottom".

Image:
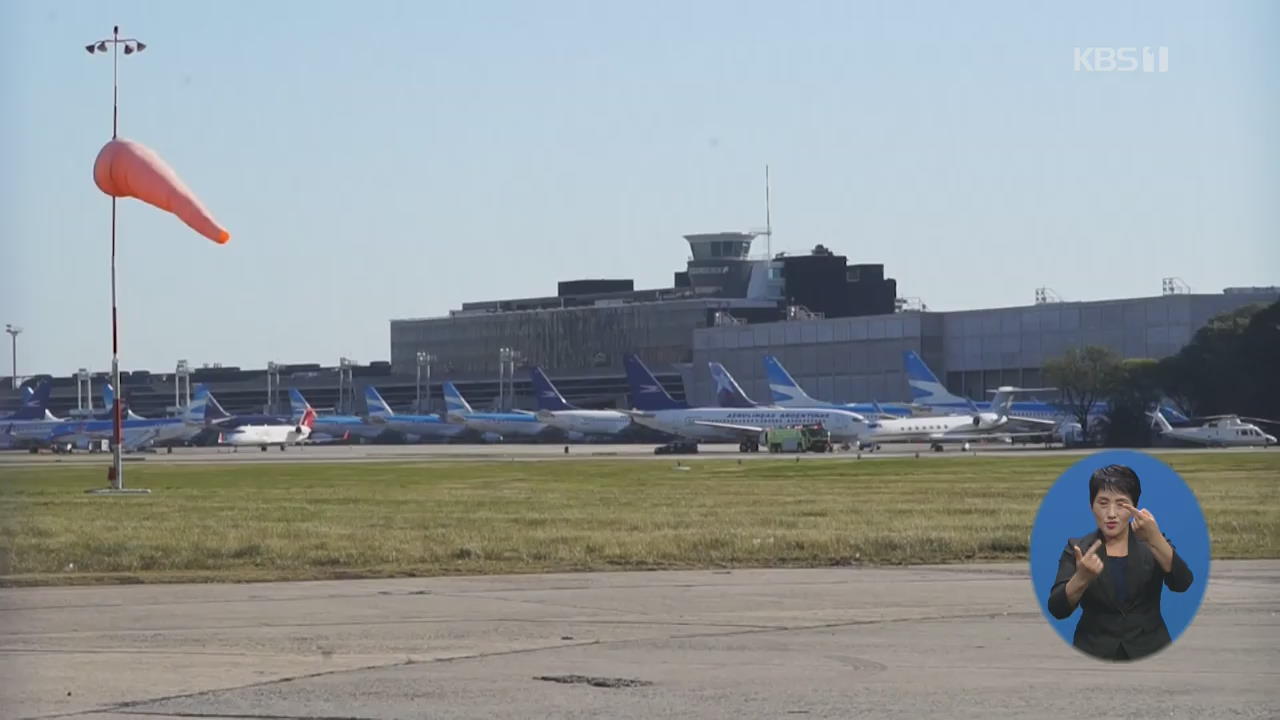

{"left": 1, "top": 561, "right": 1275, "bottom": 720}
{"left": 0, "top": 442, "right": 1270, "bottom": 467}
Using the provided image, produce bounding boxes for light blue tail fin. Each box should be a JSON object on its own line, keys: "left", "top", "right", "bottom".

{"left": 288, "top": 388, "right": 312, "bottom": 423}
{"left": 443, "top": 382, "right": 474, "bottom": 414}
{"left": 903, "top": 351, "right": 968, "bottom": 406}
{"left": 364, "top": 386, "right": 395, "bottom": 419}
{"left": 763, "top": 355, "right": 823, "bottom": 407}
{"left": 183, "top": 385, "right": 218, "bottom": 424}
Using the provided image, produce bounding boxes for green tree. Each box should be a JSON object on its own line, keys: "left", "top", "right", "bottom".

{"left": 1044, "top": 346, "right": 1124, "bottom": 444}
{"left": 1102, "top": 358, "right": 1161, "bottom": 447}
{"left": 1155, "top": 300, "right": 1279, "bottom": 419}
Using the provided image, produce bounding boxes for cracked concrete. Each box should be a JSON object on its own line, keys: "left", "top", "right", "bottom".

{"left": 2, "top": 562, "right": 1276, "bottom": 719}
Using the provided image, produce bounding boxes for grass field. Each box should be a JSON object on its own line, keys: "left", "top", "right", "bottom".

{"left": 1, "top": 453, "right": 1276, "bottom": 586}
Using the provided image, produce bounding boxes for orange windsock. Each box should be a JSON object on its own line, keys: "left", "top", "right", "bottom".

{"left": 93, "top": 138, "right": 230, "bottom": 244}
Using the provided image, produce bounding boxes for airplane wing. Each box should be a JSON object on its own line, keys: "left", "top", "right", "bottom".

{"left": 1004, "top": 415, "right": 1059, "bottom": 430}
{"left": 691, "top": 420, "right": 766, "bottom": 437}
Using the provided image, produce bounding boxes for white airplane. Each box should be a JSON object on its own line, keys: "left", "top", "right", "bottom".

{"left": 218, "top": 407, "right": 316, "bottom": 451}
{"left": 623, "top": 354, "right": 868, "bottom": 452}
{"left": 858, "top": 386, "right": 1062, "bottom": 451}
{"left": 1149, "top": 411, "right": 1276, "bottom": 448}
{"left": 529, "top": 367, "right": 633, "bottom": 440}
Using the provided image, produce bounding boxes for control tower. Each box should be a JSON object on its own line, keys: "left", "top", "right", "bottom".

{"left": 683, "top": 231, "right": 763, "bottom": 297}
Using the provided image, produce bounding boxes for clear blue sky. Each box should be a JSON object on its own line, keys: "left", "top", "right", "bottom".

{"left": 2, "top": 0, "right": 1276, "bottom": 377}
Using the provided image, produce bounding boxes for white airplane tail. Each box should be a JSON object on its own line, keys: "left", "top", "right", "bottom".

{"left": 1147, "top": 409, "right": 1174, "bottom": 434}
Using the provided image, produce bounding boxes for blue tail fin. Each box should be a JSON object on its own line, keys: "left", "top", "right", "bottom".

{"left": 903, "top": 350, "right": 968, "bottom": 406}
{"left": 529, "top": 367, "right": 574, "bottom": 411}
{"left": 623, "top": 353, "right": 687, "bottom": 411}
{"left": 288, "top": 388, "right": 312, "bottom": 422}
{"left": 443, "top": 382, "right": 474, "bottom": 414}
{"left": 102, "top": 383, "right": 114, "bottom": 413}
{"left": 763, "top": 356, "right": 823, "bottom": 407}
{"left": 182, "top": 385, "right": 215, "bottom": 424}
{"left": 708, "top": 362, "right": 757, "bottom": 408}
{"left": 197, "top": 385, "right": 231, "bottom": 422}
{"left": 364, "top": 386, "right": 394, "bottom": 418}
{"left": 9, "top": 381, "right": 52, "bottom": 420}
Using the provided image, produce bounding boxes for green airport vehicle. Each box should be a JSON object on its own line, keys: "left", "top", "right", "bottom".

{"left": 765, "top": 424, "right": 833, "bottom": 453}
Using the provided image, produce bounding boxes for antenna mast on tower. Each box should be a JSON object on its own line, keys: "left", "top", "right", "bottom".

{"left": 764, "top": 164, "right": 772, "bottom": 260}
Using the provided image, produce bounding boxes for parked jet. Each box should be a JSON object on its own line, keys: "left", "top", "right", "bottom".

{"left": 529, "top": 366, "right": 632, "bottom": 439}
{"left": 762, "top": 356, "right": 913, "bottom": 418}
{"left": 288, "top": 388, "right": 375, "bottom": 442}
{"left": 1149, "top": 411, "right": 1276, "bottom": 447}
{"left": 363, "top": 386, "right": 468, "bottom": 441}
{"left": 623, "top": 353, "right": 869, "bottom": 451}
{"left": 47, "top": 390, "right": 213, "bottom": 451}
{"left": 443, "top": 381, "right": 550, "bottom": 440}
{"left": 903, "top": 350, "right": 1190, "bottom": 435}
{"left": 716, "top": 359, "right": 1050, "bottom": 450}
{"left": 217, "top": 406, "right": 316, "bottom": 450}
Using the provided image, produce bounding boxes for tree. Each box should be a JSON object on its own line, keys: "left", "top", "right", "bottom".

{"left": 1103, "top": 358, "right": 1161, "bottom": 447}
{"left": 1044, "top": 346, "right": 1123, "bottom": 443}
{"left": 1154, "top": 300, "right": 1279, "bottom": 419}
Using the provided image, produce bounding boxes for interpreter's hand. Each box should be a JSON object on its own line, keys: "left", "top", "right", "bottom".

{"left": 1073, "top": 540, "right": 1104, "bottom": 583}
{"left": 1124, "top": 503, "right": 1162, "bottom": 544}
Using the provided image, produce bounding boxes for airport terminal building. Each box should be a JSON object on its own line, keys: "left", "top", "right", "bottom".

{"left": 387, "top": 232, "right": 1275, "bottom": 411}
{"left": 3, "top": 230, "right": 1275, "bottom": 421}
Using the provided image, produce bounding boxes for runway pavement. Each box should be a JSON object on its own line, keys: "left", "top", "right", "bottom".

{"left": 2, "top": 561, "right": 1276, "bottom": 720}
{"left": 1, "top": 442, "right": 1269, "bottom": 467}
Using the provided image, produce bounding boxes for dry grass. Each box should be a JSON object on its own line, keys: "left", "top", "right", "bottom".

{"left": 0, "top": 452, "right": 1275, "bottom": 586}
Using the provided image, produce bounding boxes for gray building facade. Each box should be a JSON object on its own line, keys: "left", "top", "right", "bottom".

{"left": 687, "top": 291, "right": 1278, "bottom": 408}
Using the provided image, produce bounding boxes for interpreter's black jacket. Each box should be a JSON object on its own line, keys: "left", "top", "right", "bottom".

{"left": 1048, "top": 529, "right": 1193, "bottom": 661}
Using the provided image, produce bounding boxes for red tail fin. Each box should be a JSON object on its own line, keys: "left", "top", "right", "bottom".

{"left": 301, "top": 408, "right": 316, "bottom": 429}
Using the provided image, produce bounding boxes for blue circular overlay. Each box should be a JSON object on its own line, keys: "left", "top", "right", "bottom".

{"left": 1029, "top": 450, "right": 1211, "bottom": 652}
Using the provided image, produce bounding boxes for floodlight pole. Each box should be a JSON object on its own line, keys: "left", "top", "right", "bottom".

{"left": 4, "top": 325, "right": 20, "bottom": 390}
{"left": 86, "top": 26, "right": 148, "bottom": 494}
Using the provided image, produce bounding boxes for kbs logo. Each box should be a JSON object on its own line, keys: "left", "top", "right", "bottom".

{"left": 1074, "top": 47, "right": 1168, "bottom": 72}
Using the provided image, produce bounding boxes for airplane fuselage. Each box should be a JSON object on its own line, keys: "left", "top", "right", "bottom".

{"left": 221, "top": 424, "right": 310, "bottom": 447}
{"left": 633, "top": 408, "right": 867, "bottom": 443}
{"left": 537, "top": 410, "right": 633, "bottom": 437}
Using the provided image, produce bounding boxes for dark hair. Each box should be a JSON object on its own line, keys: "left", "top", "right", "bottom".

{"left": 1089, "top": 464, "right": 1141, "bottom": 505}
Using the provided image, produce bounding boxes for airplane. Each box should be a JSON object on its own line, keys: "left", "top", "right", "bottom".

{"left": 713, "top": 359, "right": 1053, "bottom": 451}
{"left": 363, "top": 385, "right": 469, "bottom": 441}
{"left": 762, "top": 356, "right": 914, "bottom": 418}
{"left": 623, "top": 353, "right": 870, "bottom": 452}
{"left": 856, "top": 387, "right": 1063, "bottom": 451}
{"left": 216, "top": 405, "right": 317, "bottom": 451}
{"left": 1149, "top": 411, "right": 1276, "bottom": 448}
{"left": 287, "top": 388, "right": 376, "bottom": 443}
{"left": 443, "top": 381, "right": 551, "bottom": 441}
{"left": 44, "top": 389, "right": 213, "bottom": 451}
{"left": 529, "top": 366, "right": 633, "bottom": 440}
{"left": 903, "top": 350, "right": 1191, "bottom": 437}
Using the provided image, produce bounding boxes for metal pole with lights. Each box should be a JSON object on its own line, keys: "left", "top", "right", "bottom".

{"left": 85, "top": 27, "right": 148, "bottom": 494}
{"left": 4, "top": 325, "right": 20, "bottom": 391}
{"left": 416, "top": 352, "right": 436, "bottom": 413}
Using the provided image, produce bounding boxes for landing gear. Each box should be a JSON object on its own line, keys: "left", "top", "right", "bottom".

{"left": 279, "top": 445, "right": 286, "bottom": 452}
{"left": 738, "top": 439, "right": 760, "bottom": 453}
{"left": 931, "top": 443, "right": 944, "bottom": 452}
{"left": 260, "top": 445, "right": 268, "bottom": 452}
